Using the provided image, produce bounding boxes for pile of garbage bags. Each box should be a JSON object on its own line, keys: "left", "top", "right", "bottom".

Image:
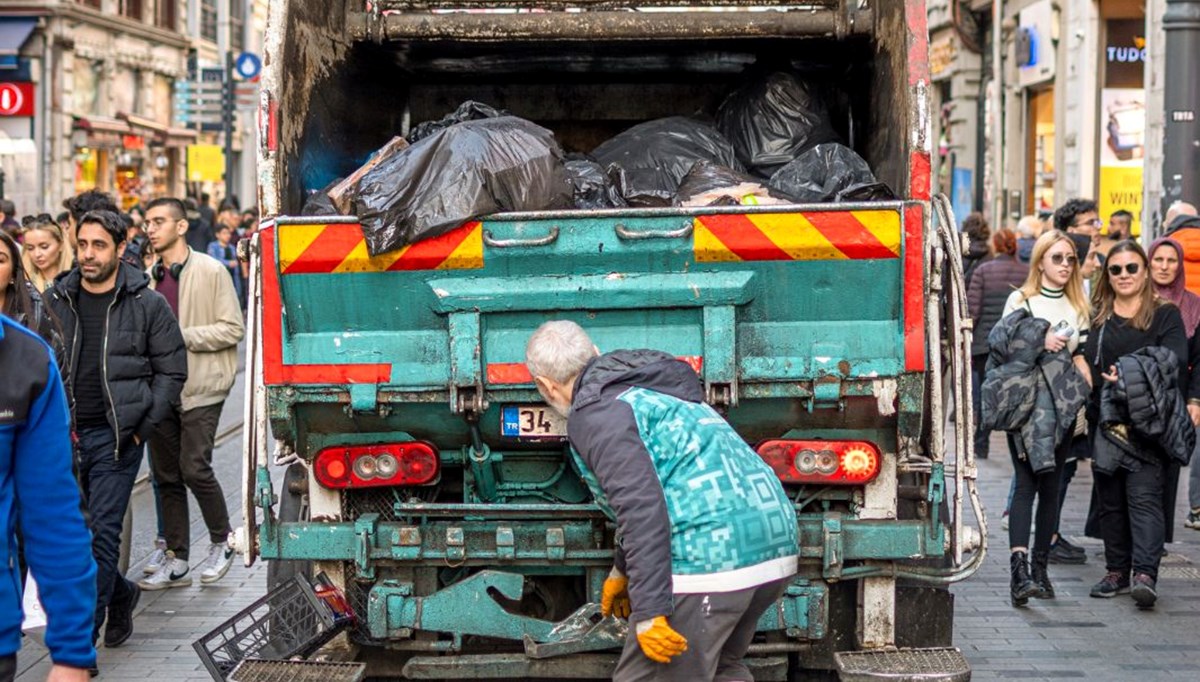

{"left": 310, "top": 71, "right": 896, "bottom": 253}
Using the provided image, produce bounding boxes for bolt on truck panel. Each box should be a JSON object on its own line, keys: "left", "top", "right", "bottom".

{"left": 238, "top": 1, "right": 985, "bottom": 678}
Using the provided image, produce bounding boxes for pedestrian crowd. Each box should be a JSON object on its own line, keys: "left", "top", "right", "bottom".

{"left": 1, "top": 190, "right": 251, "bottom": 679}
{"left": 965, "top": 198, "right": 1200, "bottom": 611}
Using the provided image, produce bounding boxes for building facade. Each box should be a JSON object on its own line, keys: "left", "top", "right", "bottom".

{"left": 0, "top": 0, "right": 262, "bottom": 215}
{"left": 928, "top": 1, "right": 1166, "bottom": 238}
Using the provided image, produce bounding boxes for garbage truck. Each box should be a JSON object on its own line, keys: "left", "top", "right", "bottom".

{"left": 230, "top": 1, "right": 987, "bottom": 679}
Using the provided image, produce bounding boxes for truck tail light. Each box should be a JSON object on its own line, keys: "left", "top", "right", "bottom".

{"left": 314, "top": 442, "right": 440, "bottom": 489}
{"left": 755, "top": 440, "right": 881, "bottom": 485}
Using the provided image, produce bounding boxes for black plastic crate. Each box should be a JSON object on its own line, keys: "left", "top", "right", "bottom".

{"left": 194, "top": 573, "right": 356, "bottom": 681}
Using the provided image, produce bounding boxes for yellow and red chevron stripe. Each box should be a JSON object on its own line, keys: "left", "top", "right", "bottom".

{"left": 278, "top": 221, "right": 484, "bottom": 274}
{"left": 694, "top": 211, "right": 901, "bottom": 262}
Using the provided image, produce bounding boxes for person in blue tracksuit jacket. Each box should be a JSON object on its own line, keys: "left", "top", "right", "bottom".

{"left": 0, "top": 313, "right": 97, "bottom": 681}
{"left": 526, "top": 320, "right": 799, "bottom": 681}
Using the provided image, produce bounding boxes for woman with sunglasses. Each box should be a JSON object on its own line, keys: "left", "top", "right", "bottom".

{"left": 1085, "top": 240, "right": 1189, "bottom": 607}
{"left": 19, "top": 214, "right": 74, "bottom": 293}
{"left": 999, "top": 230, "right": 1093, "bottom": 605}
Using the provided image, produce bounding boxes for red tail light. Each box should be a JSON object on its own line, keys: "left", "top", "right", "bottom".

{"left": 314, "top": 442, "right": 440, "bottom": 489}
{"left": 755, "top": 440, "right": 881, "bottom": 485}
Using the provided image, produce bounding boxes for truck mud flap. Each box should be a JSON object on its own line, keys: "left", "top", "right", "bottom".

{"left": 401, "top": 653, "right": 789, "bottom": 680}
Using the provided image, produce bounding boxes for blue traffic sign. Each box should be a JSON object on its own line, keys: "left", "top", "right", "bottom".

{"left": 234, "top": 52, "right": 262, "bottom": 80}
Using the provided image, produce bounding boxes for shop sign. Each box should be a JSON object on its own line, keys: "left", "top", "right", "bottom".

{"left": 1098, "top": 87, "right": 1145, "bottom": 236}
{"left": 930, "top": 35, "right": 957, "bottom": 79}
{"left": 0, "top": 82, "right": 35, "bottom": 117}
{"left": 122, "top": 135, "right": 145, "bottom": 150}
{"left": 187, "top": 144, "right": 225, "bottom": 182}
{"left": 1105, "top": 20, "right": 1146, "bottom": 89}
{"left": 1017, "top": 0, "right": 1056, "bottom": 88}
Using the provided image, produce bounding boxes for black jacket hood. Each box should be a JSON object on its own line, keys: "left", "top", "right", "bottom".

{"left": 54, "top": 261, "right": 152, "bottom": 299}
{"left": 572, "top": 349, "right": 704, "bottom": 410}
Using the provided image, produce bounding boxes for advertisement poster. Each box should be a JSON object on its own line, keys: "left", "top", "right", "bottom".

{"left": 1098, "top": 88, "right": 1144, "bottom": 236}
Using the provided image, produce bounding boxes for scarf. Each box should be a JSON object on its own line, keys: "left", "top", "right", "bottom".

{"left": 1148, "top": 236, "right": 1200, "bottom": 336}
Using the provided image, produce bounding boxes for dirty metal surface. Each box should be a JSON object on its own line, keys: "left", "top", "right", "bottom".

{"left": 835, "top": 647, "right": 970, "bottom": 682}
{"left": 400, "top": 652, "right": 789, "bottom": 680}
{"left": 229, "top": 659, "right": 366, "bottom": 682}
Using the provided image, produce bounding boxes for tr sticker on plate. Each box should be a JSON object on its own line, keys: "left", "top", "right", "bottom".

{"left": 501, "top": 405, "right": 568, "bottom": 439}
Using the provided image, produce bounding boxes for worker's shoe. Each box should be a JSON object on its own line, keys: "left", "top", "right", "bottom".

{"left": 139, "top": 552, "right": 192, "bottom": 591}
{"left": 1010, "top": 551, "right": 1041, "bottom": 606}
{"left": 1090, "top": 571, "right": 1130, "bottom": 598}
{"left": 1131, "top": 574, "right": 1158, "bottom": 609}
{"left": 103, "top": 582, "right": 140, "bottom": 648}
{"left": 1030, "top": 551, "right": 1054, "bottom": 599}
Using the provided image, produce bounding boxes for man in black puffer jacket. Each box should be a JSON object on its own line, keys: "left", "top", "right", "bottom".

{"left": 45, "top": 209, "right": 187, "bottom": 655}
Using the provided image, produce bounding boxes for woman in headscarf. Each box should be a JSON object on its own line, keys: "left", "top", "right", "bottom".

{"left": 1147, "top": 237, "right": 1200, "bottom": 537}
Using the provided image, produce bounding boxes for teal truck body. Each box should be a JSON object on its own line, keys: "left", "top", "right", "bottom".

{"left": 236, "top": 1, "right": 986, "bottom": 678}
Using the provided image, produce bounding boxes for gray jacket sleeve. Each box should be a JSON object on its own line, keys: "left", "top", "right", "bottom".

{"left": 570, "top": 400, "right": 674, "bottom": 624}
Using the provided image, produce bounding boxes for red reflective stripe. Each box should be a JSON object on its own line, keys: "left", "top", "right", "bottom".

{"left": 260, "top": 227, "right": 392, "bottom": 385}
{"left": 487, "top": 363, "right": 532, "bottom": 385}
{"left": 281, "top": 223, "right": 361, "bottom": 274}
{"left": 910, "top": 153, "right": 932, "bottom": 202}
{"left": 388, "top": 221, "right": 479, "bottom": 271}
{"left": 697, "top": 214, "right": 793, "bottom": 261}
{"left": 803, "top": 212, "right": 898, "bottom": 260}
{"left": 903, "top": 204, "right": 926, "bottom": 371}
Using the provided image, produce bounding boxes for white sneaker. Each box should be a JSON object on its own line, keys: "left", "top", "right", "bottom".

{"left": 138, "top": 553, "right": 191, "bottom": 591}
{"left": 143, "top": 538, "right": 168, "bottom": 575}
{"left": 198, "top": 541, "right": 235, "bottom": 585}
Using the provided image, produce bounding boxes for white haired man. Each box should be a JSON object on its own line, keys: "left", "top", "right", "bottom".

{"left": 526, "top": 320, "right": 799, "bottom": 681}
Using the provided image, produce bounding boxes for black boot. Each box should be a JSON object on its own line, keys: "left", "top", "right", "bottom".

{"left": 1010, "top": 551, "right": 1041, "bottom": 606}
{"left": 1031, "top": 551, "right": 1055, "bottom": 599}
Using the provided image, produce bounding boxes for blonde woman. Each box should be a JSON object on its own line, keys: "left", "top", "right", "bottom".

{"left": 999, "top": 230, "right": 1093, "bottom": 604}
{"left": 20, "top": 214, "right": 74, "bottom": 292}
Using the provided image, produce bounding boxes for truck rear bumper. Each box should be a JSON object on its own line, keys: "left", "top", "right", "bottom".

{"left": 398, "top": 652, "right": 789, "bottom": 681}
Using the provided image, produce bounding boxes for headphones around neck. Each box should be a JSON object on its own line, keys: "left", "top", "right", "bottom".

{"left": 151, "top": 254, "right": 188, "bottom": 282}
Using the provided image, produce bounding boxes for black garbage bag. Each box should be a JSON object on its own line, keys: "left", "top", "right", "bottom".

{"left": 592, "top": 117, "right": 743, "bottom": 207}
{"left": 407, "top": 101, "right": 509, "bottom": 144}
{"left": 716, "top": 72, "right": 839, "bottom": 177}
{"left": 768, "top": 143, "right": 895, "bottom": 203}
{"left": 565, "top": 158, "right": 627, "bottom": 209}
{"left": 675, "top": 161, "right": 794, "bottom": 207}
{"left": 301, "top": 177, "right": 343, "bottom": 216}
{"left": 350, "top": 116, "right": 573, "bottom": 255}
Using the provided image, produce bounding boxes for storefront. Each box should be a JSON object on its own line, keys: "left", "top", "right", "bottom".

{"left": 1026, "top": 87, "right": 1056, "bottom": 214}
{"left": 1014, "top": 0, "right": 1058, "bottom": 216}
{"left": 1097, "top": 0, "right": 1146, "bottom": 235}
{"left": 72, "top": 114, "right": 193, "bottom": 206}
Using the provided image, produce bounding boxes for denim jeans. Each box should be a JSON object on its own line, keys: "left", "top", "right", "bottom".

{"left": 76, "top": 425, "right": 141, "bottom": 641}
{"left": 971, "top": 354, "right": 990, "bottom": 458}
{"left": 1189, "top": 428, "right": 1200, "bottom": 510}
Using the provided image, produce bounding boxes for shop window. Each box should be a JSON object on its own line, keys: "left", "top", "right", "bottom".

{"left": 1026, "top": 87, "right": 1056, "bottom": 214}
{"left": 156, "top": 0, "right": 178, "bottom": 31}
{"left": 121, "top": 0, "right": 143, "bottom": 21}
{"left": 201, "top": 0, "right": 218, "bottom": 43}
{"left": 231, "top": 0, "right": 246, "bottom": 53}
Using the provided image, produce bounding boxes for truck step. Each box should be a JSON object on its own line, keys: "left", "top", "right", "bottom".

{"left": 229, "top": 660, "right": 367, "bottom": 682}
{"left": 835, "top": 647, "right": 970, "bottom": 681}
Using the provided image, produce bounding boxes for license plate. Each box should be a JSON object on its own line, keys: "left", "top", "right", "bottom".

{"left": 501, "top": 405, "right": 568, "bottom": 439}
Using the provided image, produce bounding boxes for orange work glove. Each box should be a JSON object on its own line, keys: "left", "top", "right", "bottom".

{"left": 600, "top": 573, "right": 631, "bottom": 619}
{"left": 636, "top": 616, "right": 688, "bottom": 664}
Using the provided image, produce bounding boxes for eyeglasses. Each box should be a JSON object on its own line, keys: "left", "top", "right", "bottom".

{"left": 1049, "top": 253, "right": 1078, "bottom": 266}
{"left": 1073, "top": 218, "right": 1103, "bottom": 228}
{"left": 1107, "top": 263, "right": 1141, "bottom": 276}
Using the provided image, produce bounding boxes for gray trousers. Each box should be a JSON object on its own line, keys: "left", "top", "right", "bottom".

{"left": 613, "top": 578, "right": 790, "bottom": 682}
{"left": 1190, "top": 428, "right": 1200, "bottom": 509}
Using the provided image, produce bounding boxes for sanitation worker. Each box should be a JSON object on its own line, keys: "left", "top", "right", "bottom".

{"left": 525, "top": 320, "right": 799, "bottom": 680}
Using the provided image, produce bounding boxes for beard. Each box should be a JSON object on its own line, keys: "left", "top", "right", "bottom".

{"left": 81, "top": 257, "right": 119, "bottom": 284}
{"left": 547, "top": 398, "right": 572, "bottom": 419}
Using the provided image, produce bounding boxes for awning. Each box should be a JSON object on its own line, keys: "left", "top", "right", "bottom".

{"left": 158, "top": 126, "right": 199, "bottom": 149}
{"left": 0, "top": 18, "right": 38, "bottom": 70}
{"left": 119, "top": 112, "right": 168, "bottom": 135}
{"left": 73, "top": 115, "right": 132, "bottom": 147}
